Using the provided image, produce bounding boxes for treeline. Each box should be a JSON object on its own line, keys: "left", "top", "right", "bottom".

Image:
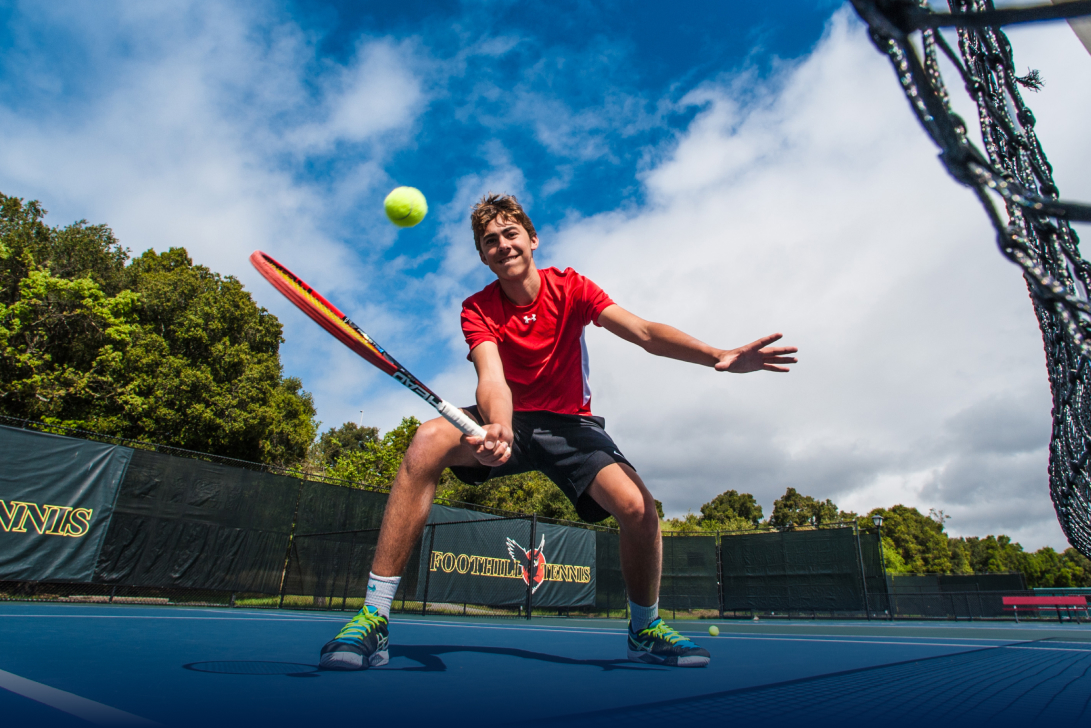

{"left": 4, "top": 193, "right": 1087, "bottom": 589}
{"left": 0, "top": 193, "right": 317, "bottom": 464}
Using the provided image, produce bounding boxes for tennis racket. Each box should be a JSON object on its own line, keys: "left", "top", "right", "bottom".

{"left": 249, "top": 251, "right": 486, "bottom": 439}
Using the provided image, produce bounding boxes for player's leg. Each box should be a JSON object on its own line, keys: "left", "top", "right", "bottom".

{"left": 319, "top": 416, "right": 481, "bottom": 671}
{"left": 372, "top": 417, "right": 482, "bottom": 578}
{"left": 588, "top": 464, "right": 711, "bottom": 668}
{"left": 586, "top": 463, "right": 662, "bottom": 606}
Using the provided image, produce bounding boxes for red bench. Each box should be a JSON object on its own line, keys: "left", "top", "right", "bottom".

{"left": 1002, "top": 596, "right": 1088, "bottom": 623}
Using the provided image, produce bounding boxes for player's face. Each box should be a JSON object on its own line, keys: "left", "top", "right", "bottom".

{"left": 479, "top": 216, "right": 538, "bottom": 279}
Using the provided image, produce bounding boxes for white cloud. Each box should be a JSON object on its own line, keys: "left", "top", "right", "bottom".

{"left": 0, "top": 0, "right": 438, "bottom": 433}
{"left": 544, "top": 9, "right": 1091, "bottom": 550}
{"left": 290, "top": 39, "right": 427, "bottom": 152}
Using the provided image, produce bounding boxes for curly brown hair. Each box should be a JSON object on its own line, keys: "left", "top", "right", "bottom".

{"left": 470, "top": 193, "right": 537, "bottom": 251}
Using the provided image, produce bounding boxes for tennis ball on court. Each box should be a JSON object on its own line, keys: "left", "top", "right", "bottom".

{"left": 384, "top": 186, "right": 428, "bottom": 228}
{"left": 708, "top": 625, "right": 720, "bottom": 637}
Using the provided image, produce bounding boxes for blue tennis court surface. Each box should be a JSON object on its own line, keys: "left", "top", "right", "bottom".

{"left": 1, "top": 603, "right": 1089, "bottom": 727}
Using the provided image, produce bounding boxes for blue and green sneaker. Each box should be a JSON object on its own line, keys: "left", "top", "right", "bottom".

{"left": 319, "top": 606, "right": 390, "bottom": 671}
{"left": 627, "top": 618, "right": 711, "bottom": 667}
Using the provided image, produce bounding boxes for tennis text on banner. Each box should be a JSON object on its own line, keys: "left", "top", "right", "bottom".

{"left": 0, "top": 500, "right": 94, "bottom": 537}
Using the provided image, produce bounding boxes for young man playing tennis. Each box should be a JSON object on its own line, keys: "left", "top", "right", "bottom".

{"left": 320, "top": 194, "right": 797, "bottom": 670}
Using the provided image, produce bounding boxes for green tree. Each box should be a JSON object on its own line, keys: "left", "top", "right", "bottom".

{"left": 1, "top": 196, "right": 139, "bottom": 426}
{"left": 866, "top": 505, "right": 952, "bottom": 573}
{"left": 313, "top": 421, "right": 380, "bottom": 468}
{"left": 0, "top": 193, "right": 317, "bottom": 465}
{"left": 769, "top": 487, "right": 853, "bottom": 528}
{"left": 326, "top": 417, "right": 420, "bottom": 489}
{"left": 322, "top": 416, "right": 662, "bottom": 524}
{"left": 437, "top": 470, "right": 583, "bottom": 521}
{"left": 880, "top": 536, "right": 909, "bottom": 574}
{"left": 1020, "top": 547, "right": 1091, "bottom": 588}
{"left": 699, "top": 489, "right": 763, "bottom": 528}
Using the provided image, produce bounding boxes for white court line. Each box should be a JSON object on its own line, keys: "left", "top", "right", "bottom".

{"left": 0, "top": 614, "right": 346, "bottom": 624}
{"left": 1007, "top": 645, "right": 1091, "bottom": 653}
{"left": 388, "top": 620, "right": 1014, "bottom": 648}
{"left": 0, "top": 668, "right": 159, "bottom": 726}
{"left": 8, "top": 612, "right": 1087, "bottom": 651}
{"left": 0, "top": 612, "right": 1034, "bottom": 644}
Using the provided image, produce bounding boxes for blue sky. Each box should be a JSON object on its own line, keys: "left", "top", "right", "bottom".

{"left": 2, "top": 1, "right": 1090, "bottom": 548}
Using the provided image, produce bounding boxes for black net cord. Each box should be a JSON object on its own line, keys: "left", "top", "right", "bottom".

{"left": 277, "top": 480, "right": 306, "bottom": 608}
{"left": 338, "top": 531, "right": 356, "bottom": 611}
{"left": 525, "top": 514, "right": 537, "bottom": 620}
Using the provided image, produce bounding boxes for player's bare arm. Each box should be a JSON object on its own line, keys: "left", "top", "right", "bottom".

{"left": 597, "top": 304, "right": 798, "bottom": 373}
{"left": 465, "top": 341, "right": 514, "bottom": 466}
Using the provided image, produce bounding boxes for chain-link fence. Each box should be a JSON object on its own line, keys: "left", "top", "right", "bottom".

{"left": 3, "top": 416, "right": 1074, "bottom": 621}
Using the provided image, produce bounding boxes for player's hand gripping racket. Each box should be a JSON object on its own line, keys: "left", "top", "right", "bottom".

{"left": 249, "top": 251, "right": 486, "bottom": 440}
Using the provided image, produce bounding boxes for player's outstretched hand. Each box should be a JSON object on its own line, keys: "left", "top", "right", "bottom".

{"left": 463, "top": 423, "right": 514, "bottom": 467}
{"left": 715, "top": 333, "right": 798, "bottom": 373}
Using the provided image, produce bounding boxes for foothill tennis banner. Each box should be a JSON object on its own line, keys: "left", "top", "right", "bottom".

{"left": 418, "top": 505, "right": 596, "bottom": 608}
{"left": 0, "top": 425, "right": 133, "bottom": 582}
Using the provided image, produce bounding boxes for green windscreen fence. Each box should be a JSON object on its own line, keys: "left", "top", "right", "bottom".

{"left": 594, "top": 530, "right": 625, "bottom": 615}
{"left": 93, "top": 449, "right": 300, "bottom": 594}
{"left": 0, "top": 425, "right": 132, "bottom": 583}
{"left": 661, "top": 533, "right": 719, "bottom": 611}
{"left": 416, "top": 505, "right": 597, "bottom": 610}
{"left": 720, "top": 527, "right": 872, "bottom": 613}
{"left": 859, "top": 532, "right": 889, "bottom": 614}
{"left": 886, "top": 573, "right": 1027, "bottom": 618}
{"left": 281, "top": 528, "right": 382, "bottom": 608}
{"left": 19, "top": 421, "right": 1031, "bottom": 621}
{"left": 279, "top": 480, "right": 391, "bottom": 606}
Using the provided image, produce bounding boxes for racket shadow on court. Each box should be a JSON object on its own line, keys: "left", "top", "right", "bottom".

{"left": 184, "top": 645, "right": 664, "bottom": 677}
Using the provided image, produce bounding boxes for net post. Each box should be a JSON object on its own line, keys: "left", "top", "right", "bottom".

{"left": 854, "top": 523, "right": 871, "bottom": 621}
{"left": 716, "top": 531, "right": 724, "bottom": 619}
{"left": 422, "top": 523, "right": 436, "bottom": 617}
{"left": 525, "top": 514, "right": 537, "bottom": 621}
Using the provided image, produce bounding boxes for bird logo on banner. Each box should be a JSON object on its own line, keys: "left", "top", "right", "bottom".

{"left": 506, "top": 534, "right": 547, "bottom": 593}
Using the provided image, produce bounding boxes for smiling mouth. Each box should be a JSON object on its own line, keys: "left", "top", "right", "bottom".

{"left": 497, "top": 254, "right": 519, "bottom": 265}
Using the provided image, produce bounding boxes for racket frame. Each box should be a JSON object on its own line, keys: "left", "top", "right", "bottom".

{"left": 249, "top": 251, "right": 486, "bottom": 439}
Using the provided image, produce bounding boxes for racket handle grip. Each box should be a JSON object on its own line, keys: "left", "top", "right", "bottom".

{"left": 436, "top": 400, "right": 487, "bottom": 439}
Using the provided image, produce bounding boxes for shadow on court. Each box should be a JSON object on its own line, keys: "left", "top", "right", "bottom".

{"left": 185, "top": 643, "right": 661, "bottom": 676}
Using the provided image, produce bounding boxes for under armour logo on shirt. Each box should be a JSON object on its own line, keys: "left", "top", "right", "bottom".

{"left": 523, "top": 314, "right": 536, "bottom": 324}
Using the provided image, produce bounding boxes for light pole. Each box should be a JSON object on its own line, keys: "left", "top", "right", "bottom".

{"left": 873, "top": 514, "right": 891, "bottom": 620}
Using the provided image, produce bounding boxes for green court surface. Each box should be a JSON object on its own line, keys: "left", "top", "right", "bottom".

{"left": 0, "top": 603, "right": 1088, "bottom": 727}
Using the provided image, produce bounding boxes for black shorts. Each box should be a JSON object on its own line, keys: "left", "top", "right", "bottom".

{"left": 449, "top": 407, "right": 634, "bottom": 523}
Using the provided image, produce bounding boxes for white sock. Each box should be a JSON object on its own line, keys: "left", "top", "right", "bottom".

{"left": 365, "top": 572, "right": 401, "bottom": 619}
{"left": 629, "top": 600, "right": 659, "bottom": 631}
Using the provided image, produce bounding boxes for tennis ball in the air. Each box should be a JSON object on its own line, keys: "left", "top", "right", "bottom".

{"left": 708, "top": 625, "right": 720, "bottom": 637}
{"left": 384, "top": 186, "right": 428, "bottom": 228}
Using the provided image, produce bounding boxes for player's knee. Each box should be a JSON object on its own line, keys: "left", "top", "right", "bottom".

{"left": 406, "top": 418, "right": 460, "bottom": 463}
{"left": 614, "top": 491, "right": 659, "bottom": 539}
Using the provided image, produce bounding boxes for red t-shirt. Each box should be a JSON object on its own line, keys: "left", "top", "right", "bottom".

{"left": 461, "top": 267, "right": 615, "bottom": 415}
